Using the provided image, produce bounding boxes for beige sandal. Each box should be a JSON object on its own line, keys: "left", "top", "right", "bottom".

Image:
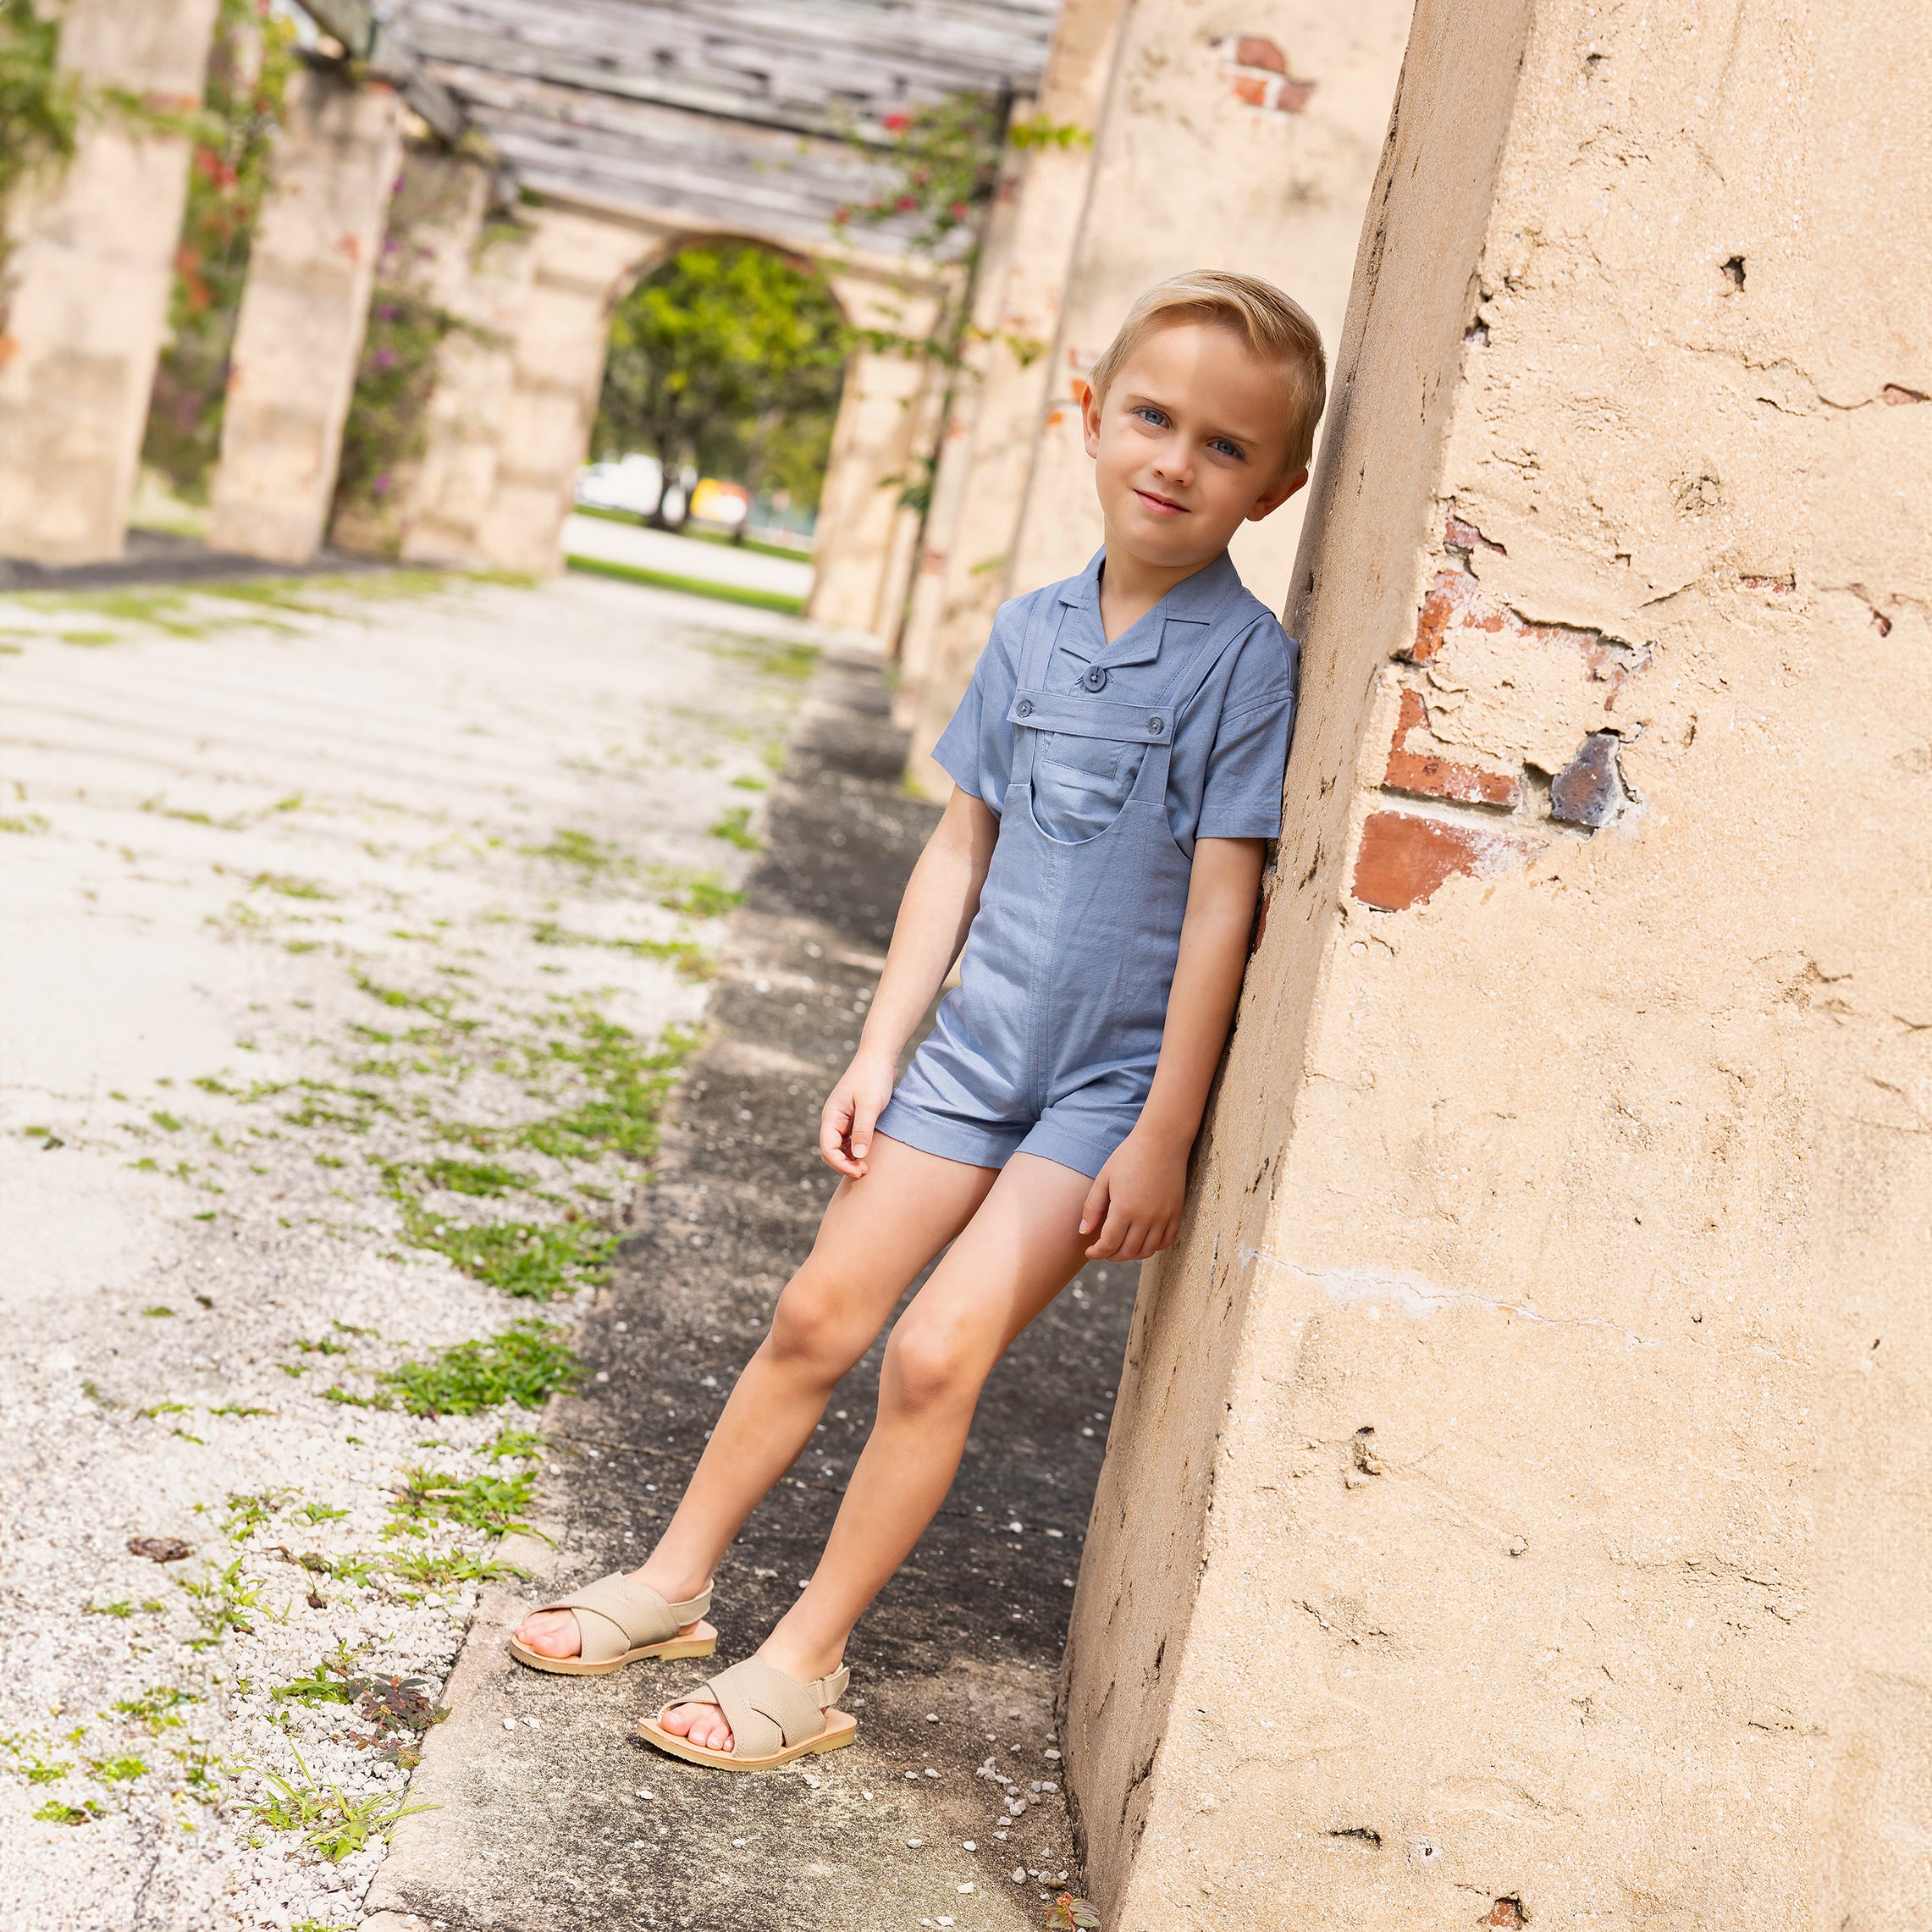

{"left": 637, "top": 1658, "right": 858, "bottom": 1771}
{"left": 507, "top": 1573, "right": 715, "bottom": 1676}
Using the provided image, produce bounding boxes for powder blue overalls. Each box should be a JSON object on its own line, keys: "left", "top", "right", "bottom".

{"left": 877, "top": 566, "right": 1261, "bottom": 1178}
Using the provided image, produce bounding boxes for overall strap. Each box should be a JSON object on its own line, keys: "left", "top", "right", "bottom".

{"left": 1125, "top": 585, "right": 1271, "bottom": 836}
{"left": 1009, "top": 588, "right": 1068, "bottom": 792}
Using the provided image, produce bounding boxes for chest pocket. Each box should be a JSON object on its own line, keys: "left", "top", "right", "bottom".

{"left": 1007, "top": 691, "right": 1171, "bottom": 843}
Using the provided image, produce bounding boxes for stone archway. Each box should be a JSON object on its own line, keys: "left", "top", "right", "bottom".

{"left": 306, "top": 146, "right": 952, "bottom": 642}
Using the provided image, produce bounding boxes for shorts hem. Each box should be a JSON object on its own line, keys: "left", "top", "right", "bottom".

{"left": 874, "top": 1100, "right": 1023, "bottom": 1172}
{"left": 1014, "top": 1116, "right": 1131, "bottom": 1180}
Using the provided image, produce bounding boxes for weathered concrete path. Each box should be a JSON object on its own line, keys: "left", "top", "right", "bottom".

{"left": 0, "top": 570, "right": 814, "bottom": 1929}
{"left": 363, "top": 645, "right": 1138, "bottom": 1932}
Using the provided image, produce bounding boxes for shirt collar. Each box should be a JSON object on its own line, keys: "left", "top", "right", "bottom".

{"left": 1055, "top": 546, "right": 1241, "bottom": 668}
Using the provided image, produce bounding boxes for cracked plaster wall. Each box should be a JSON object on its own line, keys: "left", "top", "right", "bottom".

{"left": 1064, "top": 1, "right": 1931, "bottom": 1926}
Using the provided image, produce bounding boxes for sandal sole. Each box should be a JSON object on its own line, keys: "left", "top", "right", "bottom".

{"left": 635, "top": 1708, "right": 858, "bottom": 1772}
{"left": 508, "top": 1634, "right": 716, "bottom": 1676}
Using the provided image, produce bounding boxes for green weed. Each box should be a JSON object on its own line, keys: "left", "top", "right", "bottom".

{"left": 415, "top": 1156, "right": 528, "bottom": 1196}
{"left": 269, "top": 1664, "right": 354, "bottom": 1708}
{"left": 707, "top": 804, "right": 761, "bottom": 850}
{"left": 385, "top": 1467, "right": 541, "bottom": 1540}
{"left": 86, "top": 1754, "right": 147, "bottom": 1784}
{"left": 529, "top": 920, "right": 714, "bottom": 980}
{"left": 240, "top": 1742, "right": 434, "bottom": 1861}
{"left": 512, "top": 1013, "right": 696, "bottom": 1163}
{"left": 0, "top": 813, "right": 49, "bottom": 834}
{"left": 82, "top": 1602, "right": 135, "bottom": 1619}
{"left": 251, "top": 871, "right": 334, "bottom": 900}
{"left": 33, "top": 1799, "right": 101, "bottom": 1824}
{"left": 141, "top": 1305, "right": 176, "bottom": 1318}
{"left": 483, "top": 1426, "right": 545, "bottom": 1460}
{"left": 290, "top": 1501, "right": 348, "bottom": 1526}
{"left": 397, "top": 1206, "right": 615, "bottom": 1300}
{"left": 378, "top": 1320, "right": 582, "bottom": 1417}
{"left": 388, "top": 1548, "right": 527, "bottom": 1588}
{"left": 111, "top": 1687, "right": 198, "bottom": 1734}
{"left": 177, "top": 1559, "right": 262, "bottom": 1640}
{"left": 649, "top": 867, "right": 742, "bottom": 919}
{"left": 523, "top": 826, "right": 623, "bottom": 872}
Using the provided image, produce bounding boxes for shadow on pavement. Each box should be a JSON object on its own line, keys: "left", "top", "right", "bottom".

{"left": 367, "top": 638, "right": 1137, "bottom": 1932}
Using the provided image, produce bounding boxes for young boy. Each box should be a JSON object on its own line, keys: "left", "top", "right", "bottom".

{"left": 510, "top": 270, "right": 1326, "bottom": 1769}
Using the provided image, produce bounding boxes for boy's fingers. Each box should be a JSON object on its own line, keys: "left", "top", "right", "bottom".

{"left": 1078, "top": 1175, "right": 1110, "bottom": 1237}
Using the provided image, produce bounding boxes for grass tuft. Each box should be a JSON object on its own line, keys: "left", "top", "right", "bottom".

{"left": 378, "top": 1320, "right": 582, "bottom": 1417}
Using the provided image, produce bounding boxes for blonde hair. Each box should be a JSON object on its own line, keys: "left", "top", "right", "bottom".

{"left": 1088, "top": 269, "right": 1327, "bottom": 474}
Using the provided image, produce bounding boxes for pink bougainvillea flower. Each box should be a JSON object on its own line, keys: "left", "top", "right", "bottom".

{"left": 373, "top": 475, "right": 391, "bottom": 495}
{"left": 375, "top": 347, "right": 395, "bottom": 368}
{"left": 882, "top": 112, "right": 909, "bottom": 133}
{"left": 950, "top": 201, "right": 969, "bottom": 218}
{"left": 896, "top": 193, "right": 918, "bottom": 211}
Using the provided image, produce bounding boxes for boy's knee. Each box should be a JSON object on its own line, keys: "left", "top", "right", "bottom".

{"left": 767, "top": 1270, "right": 868, "bottom": 1379}
{"left": 881, "top": 1319, "right": 982, "bottom": 1415}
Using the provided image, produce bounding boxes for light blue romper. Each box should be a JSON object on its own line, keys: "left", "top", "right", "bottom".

{"left": 876, "top": 548, "right": 1298, "bottom": 1179}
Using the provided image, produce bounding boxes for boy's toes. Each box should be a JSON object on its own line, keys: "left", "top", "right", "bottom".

{"left": 662, "top": 1700, "right": 732, "bottom": 1752}
{"left": 513, "top": 1608, "right": 582, "bottom": 1659}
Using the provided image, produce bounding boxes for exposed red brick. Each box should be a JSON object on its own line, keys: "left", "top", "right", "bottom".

{"left": 1872, "top": 607, "right": 1894, "bottom": 637}
{"left": 1407, "top": 564, "right": 1499, "bottom": 662}
{"left": 1229, "top": 72, "right": 1271, "bottom": 108}
{"left": 1444, "top": 509, "right": 1506, "bottom": 554}
{"left": 1482, "top": 1902, "right": 1527, "bottom": 1929}
{"left": 1741, "top": 571, "right": 1797, "bottom": 593}
{"left": 1275, "top": 77, "right": 1316, "bottom": 112}
{"left": 1232, "top": 34, "right": 1287, "bottom": 73}
{"left": 1383, "top": 687, "right": 1521, "bottom": 807}
{"left": 1882, "top": 384, "right": 1929, "bottom": 405}
{"left": 1353, "top": 810, "right": 1536, "bottom": 912}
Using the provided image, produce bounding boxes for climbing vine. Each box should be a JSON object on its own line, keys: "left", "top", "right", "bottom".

{"left": 141, "top": 0, "right": 298, "bottom": 501}
{"left": 330, "top": 290, "right": 461, "bottom": 529}
{"left": 0, "top": 2, "right": 80, "bottom": 224}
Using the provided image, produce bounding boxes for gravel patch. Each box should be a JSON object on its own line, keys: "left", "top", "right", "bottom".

{"left": 0, "top": 571, "right": 820, "bottom": 1930}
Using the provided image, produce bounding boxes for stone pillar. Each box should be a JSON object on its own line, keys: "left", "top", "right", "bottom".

{"left": 896, "top": 0, "right": 1126, "bottom": 765}
{"left": 206, "top": 63, "right": 402, "bottom": 565}
{"left": 0, "top": 0, "right": 219, "bottom": 566}
{"left": 469, "top": 203, "right": 670, "bottom": 577}
{"left": 893, "top": 99, "right": 1037, "bottom": 712}
{"left": 1063, "top": 2, "right": 1932, "bottom": 1929}
{"left": 323, "top": 143, "right": 543, "bottom": 566}
{"left": 904, "top": 0, "right": 1411, "bottom": 791}
{"left": 809, "top": 264, "right": 949, "bottom": 639}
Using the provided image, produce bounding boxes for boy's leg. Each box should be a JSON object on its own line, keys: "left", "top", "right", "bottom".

{"left": 513, "top": 1133, "right": 998, "bottom": 1659}
{"left": 661, "top": 1151, "right": 1092, "bottom": 1747}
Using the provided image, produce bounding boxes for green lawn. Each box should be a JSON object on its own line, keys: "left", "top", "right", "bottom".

{"left": 565, "top": 552, "right": 806, "bottom": 617}
{"left": 571, "top": 503, "right": 812, "bottom": 563}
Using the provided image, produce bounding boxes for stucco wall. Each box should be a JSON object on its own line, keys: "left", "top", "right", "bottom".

{"left": 1064, "top": 0, "right": 1932, "bottom": 1926}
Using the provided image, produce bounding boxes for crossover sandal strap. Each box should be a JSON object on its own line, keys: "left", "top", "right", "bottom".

{"left": 534, "top": 1573, "right": 713, "bottom": 1666}
{"left": 676, "top": 1659, "right": 849, "bottom": 1758}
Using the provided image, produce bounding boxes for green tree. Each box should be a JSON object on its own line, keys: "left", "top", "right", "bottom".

{"left": 595, "top": 245, "right": 848, "bottom": 533}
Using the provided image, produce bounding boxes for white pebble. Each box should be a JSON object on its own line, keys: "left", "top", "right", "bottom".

{"left": 637, "top": 1789, "right": 654, "bottom": 1800}
{"left": 1007, "top": 1521, "right": 1024, "bottom": 1532}
{"left": 907, "top": 1837, "right": 923, "bottom": 1848}
{"left": 1012, "top": 1867, "right": 1026, "bottom": 1883}
{"left": 731, "top": 1837, "right": 746, "bottom": 1847}
{"left": 963, "top": 1840, "right": 976, "bottom": 1851}
{"left": 925, "top": 1712, "right": 939, "bottom": 1722}
{"left": 924, "top": 1767, "right": 940, "bottom": 1778}
{"left": 957, "top": 1882, "right": 974, "bottom": 1893}
{"left": 522, "top": 1715, "right": 540, "bottom": 1728}
{"left": 803, "top": 1774, "right": 820, "bottom": 1788}
{"left": 1045, "top": 1748, "right": 1061, "bottom": 1759}
{"left": 501, "top": 1718, "right": 516, "bottom": 1731}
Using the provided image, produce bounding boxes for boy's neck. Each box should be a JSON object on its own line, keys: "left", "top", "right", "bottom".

{"left": 1095, "top": 536, "right": 1224, "bottom": 643}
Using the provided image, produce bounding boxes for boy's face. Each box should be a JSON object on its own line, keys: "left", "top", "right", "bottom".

{"left": 1080, "top": 320, "right": 1307, "bottom": 571}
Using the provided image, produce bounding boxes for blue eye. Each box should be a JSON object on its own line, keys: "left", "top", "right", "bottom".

{"left": 1134, "top": 406, "right": 1168, "bottom": 428}
{"left": 1210, "top": 439, "right": 1245, "bottom": 460}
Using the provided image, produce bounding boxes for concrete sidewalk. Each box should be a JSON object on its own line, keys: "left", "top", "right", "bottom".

{"left": 362, "top": 647, "right": 1137, "bottom": 1932}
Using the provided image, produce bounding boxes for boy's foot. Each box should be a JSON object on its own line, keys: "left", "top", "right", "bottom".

{"left": 511, "top": 1566, "right": 713, "bottom": 1661}
{"left": 658, "top": 1631, "right": 845, "bottom": 1753}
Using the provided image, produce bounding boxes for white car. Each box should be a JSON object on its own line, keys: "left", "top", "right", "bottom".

{"left": 576, "top": 454, "right": 686, "bottom": 523}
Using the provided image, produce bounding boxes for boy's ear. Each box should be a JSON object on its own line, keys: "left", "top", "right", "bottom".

{"left": 1076, "top": 378, "right": 1102, "bottom": 457}
{"left": 1246, "top": 466, "right": 1309, "bottom": 522}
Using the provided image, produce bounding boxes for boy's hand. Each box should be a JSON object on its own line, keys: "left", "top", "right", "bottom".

{"left": 820, "top": 1046, "right": 898, "bottom": 1179}
{"left": 1079, "top": 1127, "right": 1187, "bottom": 1261}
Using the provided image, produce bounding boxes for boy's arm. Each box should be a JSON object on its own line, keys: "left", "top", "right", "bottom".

{"left": 820, "top": 786, "right": 1000, "bottom": 1177}
{"left": 1080, "top": 836, "right": 1266, "bottom": 1259}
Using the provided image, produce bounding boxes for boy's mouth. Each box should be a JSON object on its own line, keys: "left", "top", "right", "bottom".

{"left": 1133, "top": 486, "right": 1188, "bottom": 516}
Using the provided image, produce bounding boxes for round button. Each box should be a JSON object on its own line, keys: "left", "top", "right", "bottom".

{"left": 1082, "top": 665, "right": 1108, "bottom": 693}
{"left": 1016, "top": 698, "right": 1034, "bottom": 717}
{"left": 1149, "top": 715, "right": 1165, "bottom": 736}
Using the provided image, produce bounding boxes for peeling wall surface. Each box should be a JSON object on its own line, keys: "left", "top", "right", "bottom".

{"left": 0, "top": 0, "right": 219, "bottom": 566}
{"left": 1064, "top": 0, "right": 1932, "bottom": 1926}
